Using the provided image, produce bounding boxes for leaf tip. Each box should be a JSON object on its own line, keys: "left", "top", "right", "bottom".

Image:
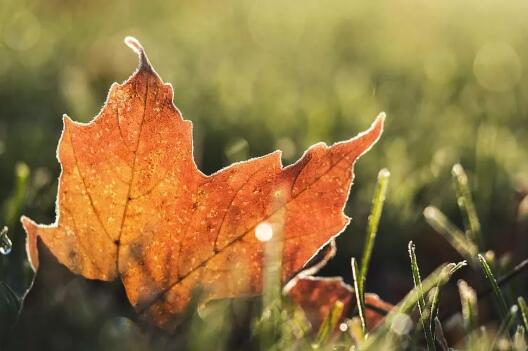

{"left": 367, "top": 111, "right": 386, "bottom": 141}
{"left": 340, "top": 111, "right": 385, "bottom": 161}
{"left": 124, "top": 36, "right": 154, "bottom": 72}
{"left": 20, "top": 215, "right": 33, "bottom": 233}
{"left": 20, "top": 216, "right": 40, "bottom": 272}
{"left": 367, "top": 112, "right": 385, "bottom": 140}
{"left": 62, "top": 113, "right": 72, "bottom": 123}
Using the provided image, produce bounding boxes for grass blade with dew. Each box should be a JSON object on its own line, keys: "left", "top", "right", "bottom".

{"left": 428, "top": 286, "right": 441, "bottom": 338}
{"left": 423, "top": 206, "right": 478, "bottom": 263}
{"left": 478, "top": 253, "right": 508, "bottom": 318}
{"left": 458, "top": 280, "right": 478, "bottom": 333}
{"left": 361, "top": 261, "right": 466, "bottom": 351}
{"left": 408, "top": 241, "right": 435, "bottom": 351}
{"left": 0, "top": 227, "right": 12, "bottom": 256}
{"left": 518, "top": 297, "right": 528, "bottom": 331}
{"left": 351, "top": 257, "right": 367, "bottom": 336}
{"left": 358, "top": 168, "right": 390, "bottom": 298}
{"left": 359, "top": 168, "right": 390, "bottom": 290}
{"left": 452, "top": 164, "right": 484, "bottom": 249}
{"left": 427, "top": 264, "right": 468, "bottom": 338}
{"left": 476, "top": 259, "right": 528, "bottom": 307}
{"left": 313, "top": 300, "right": 344, "bottom": 348}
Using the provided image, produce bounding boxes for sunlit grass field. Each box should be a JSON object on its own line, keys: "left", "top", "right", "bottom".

{"left": 0, "top": 0, "right": 527, "bottom": 349}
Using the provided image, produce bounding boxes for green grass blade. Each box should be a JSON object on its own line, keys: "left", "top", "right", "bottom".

{"left": 314, "top": 300, "right": 344, "bottom": 348}
{"left": 452, "top": 164, "right": 484, "bottom": 249}
{"left": 358, "top": 169, "right": 390, "bottom": 299}
{"left": 397, "top": 261, "right": 466, "bottom": 321}
{"left": 518, "top": 297, "right": 528, "bottom": 331}
{"left": 351, "top": 257, "right": 366, "bottom": 336}
{"left": 428, "top": 286, "right": 441, "bottom": 338}
{"left": 458, "top": 280, "right": 478, "bottom": 333}
{"left": 408, "top": 241, "right": 436, "bottom": 351}
{"left": 478, "top": 253, "right": 508, "bottom": 318}
{"left": 423, "top": 206, "right": 478, "bottom": 263}
{"left": 360, "top": 261, "right": 466, "bottom": 351}
{"left": 494, "top": 259, "right": 528, "bottom": 293}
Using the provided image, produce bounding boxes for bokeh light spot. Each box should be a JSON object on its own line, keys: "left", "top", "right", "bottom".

{"left": 473, "top": 42, "right": 521, "bottom": 92}
{"left": 255, "top": 222, "right": 273, "bottom": 242}
{"left": 3, "top": 11, "right": 41, "bottom": 51}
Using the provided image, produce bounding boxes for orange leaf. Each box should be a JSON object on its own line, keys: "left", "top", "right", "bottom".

{"left": 286, "top": 276, "right": 393, "bottom": 332}
{"left": 21, "top": 38, "right": 384, "bottom": 329}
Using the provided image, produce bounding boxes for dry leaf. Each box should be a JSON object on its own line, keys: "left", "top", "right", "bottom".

{"left": 21, "top": 37, "right": 384, "bottom": 329}
{"left": 286, "top": 276, "right": 393, "bottom": 332}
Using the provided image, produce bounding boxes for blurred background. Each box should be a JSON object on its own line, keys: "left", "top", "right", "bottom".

{"left": 0, "top": 0, "right": 527, "bottom": 349}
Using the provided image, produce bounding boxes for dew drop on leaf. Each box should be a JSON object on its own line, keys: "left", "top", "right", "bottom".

{"left": 0, "top": 226, "right": 12, "bottom": 255}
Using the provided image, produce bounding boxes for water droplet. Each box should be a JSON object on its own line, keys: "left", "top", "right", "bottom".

{"left": 0, "top": 227, "right": 12, "bottom": 255}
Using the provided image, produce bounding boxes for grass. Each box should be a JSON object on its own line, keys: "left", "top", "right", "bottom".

{"left": 355, "top": 169, "right": 390, "bottom": 334}
{"left": 478, "top": 253, "right": 509, "bottom": 319}
{"left": 0, "top": 158, "right": 526, "bottom": 349}
{"left": 314, "top": 300, "right": 344, "bottom": 347}
{"left": 408, "top": 241, "right": 436, "bottom": 350}
{"left": 452, "top": 164, "right": 484, "bottom": 250}
{"left": 243, "top": 164, "right": 525, "bottom": 350}
{"left": 423, "top": 206, "right": 479, "bottom": 265}
{"left": 458, "top": 280, "right": 478, "bottom": 334}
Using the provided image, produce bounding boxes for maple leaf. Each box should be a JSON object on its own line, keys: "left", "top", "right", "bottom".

{"left": 286, "top": 276, "right": 393, "bottom": 332}
{"left": 21, "top": 37, "right": 384, "bottom": 328}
